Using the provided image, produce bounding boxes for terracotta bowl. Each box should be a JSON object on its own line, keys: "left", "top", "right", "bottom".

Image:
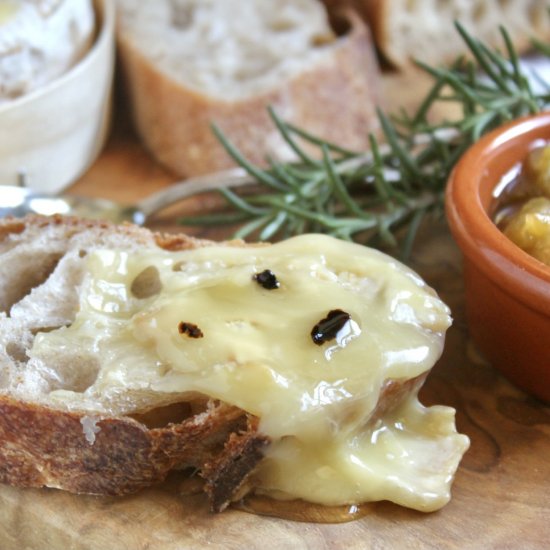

{"left": 446, "top": 111, "right": 550, "bottom": 403}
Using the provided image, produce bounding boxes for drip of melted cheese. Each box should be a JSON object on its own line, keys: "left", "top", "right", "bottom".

{"left": 35, "top": 234, "right": 469, "bottom": 512}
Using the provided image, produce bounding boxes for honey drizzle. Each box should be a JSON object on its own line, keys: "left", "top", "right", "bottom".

{"left": 233, "top": 494, "right": 374, "bottom": 524}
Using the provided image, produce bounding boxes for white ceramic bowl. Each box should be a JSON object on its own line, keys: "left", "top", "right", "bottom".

{"left": 0, "top": 0, "right": 115, "bottom": 193}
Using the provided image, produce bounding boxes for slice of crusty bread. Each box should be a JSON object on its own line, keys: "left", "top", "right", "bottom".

{"left": 114, "top": 0, "right": 380, "bottom": 177}
{"left": 354, "top": 0, "right": 550, "bottom": 67}
{"left": 0, "top": 214, "right": 443, "bottom": 513}
{"left": 0, "top": 215, "right": 270, "bottom": 511}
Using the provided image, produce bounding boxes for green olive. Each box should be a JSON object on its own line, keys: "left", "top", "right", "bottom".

{"left": 503, "top": 196, "right": 550, "bottom": 266}
{"left": 523, "top": 145, "right": 550, "bottom": 197}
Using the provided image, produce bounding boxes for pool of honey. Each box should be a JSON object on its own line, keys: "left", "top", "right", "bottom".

{"left": 234, "top": 494, "right": 376, "bottom": 524}
{"left": 177, "top": 472, "right": 374, "bottom": 523}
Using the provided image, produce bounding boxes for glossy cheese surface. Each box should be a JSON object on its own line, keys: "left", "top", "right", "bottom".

{"left": 33, "top": 234, "right": 469, "bottom": 511}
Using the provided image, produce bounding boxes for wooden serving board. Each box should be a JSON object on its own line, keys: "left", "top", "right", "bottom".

{"left": 1, "top": 69, "right": 549, "bottom": 550}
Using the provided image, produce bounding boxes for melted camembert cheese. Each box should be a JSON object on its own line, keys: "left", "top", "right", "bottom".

{"left": 34, "top": 234, "right": 469, "bottom": 512}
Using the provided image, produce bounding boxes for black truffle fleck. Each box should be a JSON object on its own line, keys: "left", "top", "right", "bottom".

{"left": 178, "top": 322, "right": 204, "bottom": 338}
{"left": 253, "top": 269, "right": 280, "bottom": 290}
{"left": 311, "top": 309, "right": 351, "bottom": 345}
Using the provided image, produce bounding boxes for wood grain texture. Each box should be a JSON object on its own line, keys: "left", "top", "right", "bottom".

{"left": 1, "top": 67, "right": 549, "bottom": 550}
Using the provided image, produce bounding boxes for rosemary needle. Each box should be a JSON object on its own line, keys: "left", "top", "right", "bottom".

{"left": 179, "top": 23, "right": 550, "bottom": 258}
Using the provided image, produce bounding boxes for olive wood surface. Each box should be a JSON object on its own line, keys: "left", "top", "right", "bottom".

{"left": 1, "top": 68, "right": 549, "bottom": 550}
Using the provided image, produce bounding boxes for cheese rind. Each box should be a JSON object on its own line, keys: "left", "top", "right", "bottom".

{"left": 32, "top": 234, "right": 469, "bottom": 511}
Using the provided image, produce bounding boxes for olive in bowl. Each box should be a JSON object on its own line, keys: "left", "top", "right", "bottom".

{"left": 446, "top": 111, "right": 550, "bottom": 403}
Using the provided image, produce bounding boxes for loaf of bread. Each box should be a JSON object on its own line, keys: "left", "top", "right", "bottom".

{"left": 114, "top": 0, "right": 380, "bottom": 177}
{"left": 354, "top": 0, "right": 550, "bottom": 67}
{"left": 0, "top": 0, "right": 95, "bottom": 102}
{"left": 0, "top": 215, "right": 469, "bottom": 514}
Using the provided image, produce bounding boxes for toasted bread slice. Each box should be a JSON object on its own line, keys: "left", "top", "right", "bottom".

{"left": 0, "top": 215, "right": 468, "bottom": 514}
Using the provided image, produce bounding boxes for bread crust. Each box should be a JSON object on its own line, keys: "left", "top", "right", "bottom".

{"left": 0, "top": 395, "right": 261, "bottom": 496}
{"left": 354, "top": 0, "right": 389, "bottom": 62}
{"left": 116, "top": 7, "right": 379, "bottom": 177}
{"left": 0, "top": 214, "right": 431, "bottom": 511}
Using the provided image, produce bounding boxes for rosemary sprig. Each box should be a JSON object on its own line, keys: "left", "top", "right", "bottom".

{"left": 179, "top": 24, "right": 550, "bottom": 258}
